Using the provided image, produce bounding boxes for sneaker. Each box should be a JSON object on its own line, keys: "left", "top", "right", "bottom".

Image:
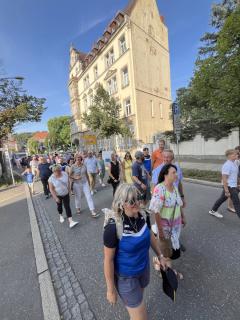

{"left": 59, "top": 215, "right": 64, "bottom": 223}
{"left": 45, "top": 195, "right": 49, "bottom": 200}
{"left": 209, "top": 210, "right": 223, "bottom": 218}
{"left": 91, "top": 211, "right": 100, "bottom": 218}
{"left": 69, "top": 221, "right": 79, "bottom": 229}
{"left": 94, "top": 189, "right": 97, "bottom": 193}
{"left": 91, "top": 191, "right": 94, "bottom": 196}
{"left": 101, "top": 183, "right": 106, "bottom": 187}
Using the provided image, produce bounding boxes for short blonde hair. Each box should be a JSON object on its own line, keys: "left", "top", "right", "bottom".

{"left": 112, "top": 183, "right": 139, "bottom": 218}
{"left": 225, "top": 149, "right": 237, "bottom": 157}
{"left": 51, "top": 164, "right": 62, "bottom": 172}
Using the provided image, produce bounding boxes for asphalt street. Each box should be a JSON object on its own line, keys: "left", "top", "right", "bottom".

{"left": 34, "top": 181, "right": 240, "bottom": 320}
{"left": 0, "top": 185, "right": 43, "bottom": 320}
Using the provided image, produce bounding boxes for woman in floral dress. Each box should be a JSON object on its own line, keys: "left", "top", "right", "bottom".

{"left": 149, "top": 163, "right": 185, "bottom": 279}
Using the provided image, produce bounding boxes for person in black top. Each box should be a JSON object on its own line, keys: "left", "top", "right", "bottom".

{"left": 37, "top": 156, "right": 52, "bottom": 199}
{"left": 108, "top": 153, "right": 121, "bottom": 195}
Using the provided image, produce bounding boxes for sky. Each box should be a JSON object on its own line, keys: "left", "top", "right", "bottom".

{"left": 0, "top": 0, "right": 214, "bottom": 133}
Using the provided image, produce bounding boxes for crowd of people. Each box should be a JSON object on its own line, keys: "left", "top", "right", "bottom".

{"left": 19, "top": 140, "right": 240, "bottom": 320}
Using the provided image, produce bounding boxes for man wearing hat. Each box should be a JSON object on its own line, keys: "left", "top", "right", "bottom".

{"left": 132, "top": 151, "right": 151, "bottom": 206}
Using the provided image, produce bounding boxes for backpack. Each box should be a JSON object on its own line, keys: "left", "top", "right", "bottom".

{"left": 102, "top": 208, "right": 148, "bottom": 240}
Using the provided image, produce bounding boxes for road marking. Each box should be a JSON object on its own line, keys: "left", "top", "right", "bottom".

{"left": 0, "top": 191, "right": 25, "bottom": 204}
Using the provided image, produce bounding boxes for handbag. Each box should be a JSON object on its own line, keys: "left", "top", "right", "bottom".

{"left": 159, "top": 195, "right": 178, "bottom": 259}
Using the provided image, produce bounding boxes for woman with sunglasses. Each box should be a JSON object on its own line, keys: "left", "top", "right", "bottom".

{"left": 122, "top": 152, "right": 133, "bottom": 184}
{"left": 104, "top": 184, "right": 167, "bottom": 320}
{"left": 70, "top": 155, "right": 98, "bottom": 218}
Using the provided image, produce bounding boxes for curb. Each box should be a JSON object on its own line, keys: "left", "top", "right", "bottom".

{"left": 24, "top": 183, "right": 61, "bottom": 320}
{"left": 184, "top": 178, "right": 222, "bottom": 188}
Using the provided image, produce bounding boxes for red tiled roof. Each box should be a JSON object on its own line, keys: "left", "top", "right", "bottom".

{"left": 32, "top": 131, "right": 48, "bottom": 141}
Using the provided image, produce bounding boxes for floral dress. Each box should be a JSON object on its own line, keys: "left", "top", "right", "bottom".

{"left": 149, "top": 183, "right": 183, "bottom": 250}
{"left": 123, "top": 159, "right": 133, "bottom": 184}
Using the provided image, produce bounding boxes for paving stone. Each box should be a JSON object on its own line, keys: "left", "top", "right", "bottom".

{"left": 33, "top": 194, "right": 96, "bottom": 320}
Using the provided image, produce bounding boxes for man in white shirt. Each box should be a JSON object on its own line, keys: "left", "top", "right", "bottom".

{"left": 209, "top": 149, "right": 240, "bottom": 218}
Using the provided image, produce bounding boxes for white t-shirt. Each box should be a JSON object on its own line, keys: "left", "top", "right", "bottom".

{"left": 48, "top": 172, "right": 69, "bottom": 196}
{"left": 222, "top": 160, "right": 239, "bottom": 188}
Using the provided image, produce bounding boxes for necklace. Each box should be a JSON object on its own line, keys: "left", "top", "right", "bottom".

{"left": 127, "top": 216, "right": 138, "bottom": 233}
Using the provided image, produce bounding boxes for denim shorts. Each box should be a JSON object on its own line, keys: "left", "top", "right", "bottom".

{"left": 115, "top": 265, "right": 150, "bottom": 308}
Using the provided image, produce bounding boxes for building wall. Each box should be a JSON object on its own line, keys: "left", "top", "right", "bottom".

{"left": 129, "top": 0, "right": 172, "bottom": 142}
{"left": 69, "top": 0, "right": 172, "bottom": 146}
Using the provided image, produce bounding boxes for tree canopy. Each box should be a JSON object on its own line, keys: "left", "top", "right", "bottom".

{"left": 166, "top": 0, "right": 240, "bottom": 142}
{"left": 82, "top": 84, "right": 132, "bottom": 139}
{"left": 0, "top": 79, "right": 46, "bottom": 140}
{"left": 47, "top": 116, "right": 71, "bottom": 150}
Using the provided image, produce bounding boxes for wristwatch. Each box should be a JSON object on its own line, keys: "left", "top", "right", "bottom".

{"left": 158, "top": 254, "right": 164, "bottom": 260}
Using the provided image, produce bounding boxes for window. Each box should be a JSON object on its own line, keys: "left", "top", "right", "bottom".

{"left": 119, "top": 35, "right": 127, "bottom": 55}
{"left": 83, "top": 74, "right": 90, "bottom": 89}
{"left": 124, "top": 98, "right": 131, "bottom": 116}
{"left": 105, "top": 48, "right": 115, "bottom": 68}
{"left": 108, "top": 76, "right": 118, "bottom": 95}
{"left": 122, "top": 66, "right": 129, "bottom": 88}
{"left": 94, "top": 65, "right": 98, "bottom": 79}
{"left": 151, "top": 100, "right": 155, "bottom": 117}
{"left": 160, "top": 103, "right": 163, "bottom": 119}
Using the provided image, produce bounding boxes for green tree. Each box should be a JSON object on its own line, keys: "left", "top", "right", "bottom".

{"left": 166, "top": 1, "right": 240, "bottom": 142}
{"left": 0, "top": 79, "right": 46, "bottom": 140}
{"left": 47, "top": 116, "right": 71, "bottom": 150}
{"left": 13, "top": 132, "right": 33, "bottom": 150}
{"left": 82, "top": 84, "right": 131, "bottom": 138}
{"left": 27, "top": 138, "right": 39, "bottom": 155}
{"left": 0, "top": 77, "right": 46, "bottom": 177}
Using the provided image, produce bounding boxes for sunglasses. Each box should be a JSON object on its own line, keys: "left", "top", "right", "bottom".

{"left": 125, "top": 198, "right": 139, "bottom": 206}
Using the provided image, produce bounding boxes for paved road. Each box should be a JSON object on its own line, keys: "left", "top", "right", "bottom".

{"left": 0, "top": 185, "right": 43, "bottom": 320}
{"left": 33, "top": 181, "right": 240, "bottom": 320}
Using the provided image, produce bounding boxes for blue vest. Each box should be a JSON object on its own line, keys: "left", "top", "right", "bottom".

{"left": 115, "top": 223, "right": 150, "bottom": 277}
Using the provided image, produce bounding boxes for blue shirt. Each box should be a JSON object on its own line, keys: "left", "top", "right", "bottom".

{"left": 143, "top": 155, "right": 152, "bottom": 174}
{"left": 152, "top": 162, "right": 183, "bottom": 187}
{"left": 132, "top": 161, "right": 148, "bottom": 188}
{"left": 84, "top": 157, "right": 98, "bottom": 173}
{"left": 24, "top": 172, "right": 34, "bottom": 183}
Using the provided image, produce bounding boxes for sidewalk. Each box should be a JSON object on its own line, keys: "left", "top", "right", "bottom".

{"left": 0, "top": 185, "right": 44, "bottom": 320}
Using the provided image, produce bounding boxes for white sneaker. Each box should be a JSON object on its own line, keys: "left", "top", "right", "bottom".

{"left": 69, "top": 221, "right": 79, "bottom": 229}
{"left": 91, "top": 191, "right": 94, "bottom": 196}
{"left": 101, "top": 183, "right": 106, "bottom": 187}
{"left": 209, "top": 210, "right": 223, "bottom": 218}
{"left": 91, "top": 211, "right": 100, "bottom": 218}
{"left": 59, "top": 215, "right": 64, "bottom": 223}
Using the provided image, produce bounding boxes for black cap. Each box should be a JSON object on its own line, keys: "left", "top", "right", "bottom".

{"left": 161, "top": 268, "right": 178, "bottom": 302}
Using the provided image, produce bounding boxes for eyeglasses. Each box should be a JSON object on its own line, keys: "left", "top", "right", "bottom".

{"left": 125, "top": 199, "right": 139, "bottom": 206}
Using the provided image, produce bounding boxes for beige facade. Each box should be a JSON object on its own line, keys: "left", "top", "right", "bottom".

{"left": 69, "top": 0, "right": 172, "bottom": 149}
